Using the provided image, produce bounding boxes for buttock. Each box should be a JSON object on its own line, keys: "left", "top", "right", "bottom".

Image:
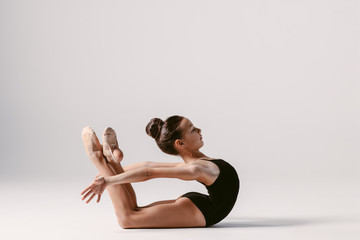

{"left": 181, "top": 192, "right": 217, "bottom": 227}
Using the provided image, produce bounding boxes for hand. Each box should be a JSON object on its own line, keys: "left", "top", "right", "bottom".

{"left": 81, "top": 175, "right": 107, "bottom": 203}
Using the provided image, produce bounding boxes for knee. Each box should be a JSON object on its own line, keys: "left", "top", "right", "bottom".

{"left": 117, "top": 213, "right": 135, "bottom": 229}
{"left": 117, "top": 219, "right": 130, "bottom": 229}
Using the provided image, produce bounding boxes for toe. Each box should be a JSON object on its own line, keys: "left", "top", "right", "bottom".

{"left": 102, "top": 127, "right": 115, "bottom": 136}
{"left": 82, "top": 126, "right": 95, "bottom": 136}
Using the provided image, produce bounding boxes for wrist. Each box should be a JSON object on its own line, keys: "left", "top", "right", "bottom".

{"left": 104, "top": 176, "right": 111, "bottom": 186}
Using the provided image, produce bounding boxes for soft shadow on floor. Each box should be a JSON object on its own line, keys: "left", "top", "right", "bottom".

{"left": 211, "top": 215, "right": 360, "bottom": 228}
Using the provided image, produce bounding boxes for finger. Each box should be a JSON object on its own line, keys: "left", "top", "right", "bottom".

{"left": 86, "top": 193, "right": 96, "bottom": 204}
{"left": 81, "top": 186, "right": 92, "bottom": 195}
{"left": 97, "top": 194, "right": 101, "bottom": 203}
{"left": 82, "top": 190, "right": 93, "bottom": 200}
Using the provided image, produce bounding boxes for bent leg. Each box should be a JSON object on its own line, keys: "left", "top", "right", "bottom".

{"left": 82, "top": 128, "right": 134, "bottom": 222}
{"left": 105, "top": 148, "right": 138, "bottom": 208}
{"left": 101, "top": 128, "right": 138, "bottom": 208}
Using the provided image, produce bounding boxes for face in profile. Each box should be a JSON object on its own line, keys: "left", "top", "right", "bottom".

{"left": 178, "top": 117, "right": 203, "bottom": 151}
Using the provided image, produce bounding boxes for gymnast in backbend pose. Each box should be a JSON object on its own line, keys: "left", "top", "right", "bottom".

{"left": 81, "top": 115, "right": 240, "bottom": 228}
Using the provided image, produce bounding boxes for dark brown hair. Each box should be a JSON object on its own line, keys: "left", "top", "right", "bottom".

{"left": 145, "top": 115, "right": 185, "bottom": 155}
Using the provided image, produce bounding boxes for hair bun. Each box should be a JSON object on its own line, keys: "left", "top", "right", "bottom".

{"left": 145, "top": 118, "right": 164, "bottom": 140}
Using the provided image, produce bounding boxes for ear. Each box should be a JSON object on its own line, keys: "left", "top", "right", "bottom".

{"left": 174, "top": 139, "right": 184, "bottom": 149}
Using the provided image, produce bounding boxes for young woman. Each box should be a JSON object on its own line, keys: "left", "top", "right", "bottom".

{"left": 81, "top": 115, "right": 240, "bottom": 228}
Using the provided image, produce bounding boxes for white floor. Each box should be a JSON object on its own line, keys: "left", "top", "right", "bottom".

{"left": 1, "top": 178, "right": 359, "bottom": 240}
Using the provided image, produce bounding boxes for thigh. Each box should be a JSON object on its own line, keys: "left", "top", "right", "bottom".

{"left": 136, "top": 199, "right": 176, "bottom": 209}
{"left": 127, "top": 197, "right": 206, "bottom": 228}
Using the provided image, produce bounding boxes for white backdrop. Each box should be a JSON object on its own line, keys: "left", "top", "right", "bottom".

{"left": 0, "top": 1, "right": 359, "bottom": 239}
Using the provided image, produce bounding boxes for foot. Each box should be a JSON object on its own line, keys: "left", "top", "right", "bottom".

{"left": 81, "top": 127, "right": 105, "bottom": 164}
{"left": 102, "top": 127, "right": 124, "bottom": 164}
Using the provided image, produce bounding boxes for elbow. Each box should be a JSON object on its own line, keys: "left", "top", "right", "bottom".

{"left": 143, "top": 167, "right": 151, "bottom": 181}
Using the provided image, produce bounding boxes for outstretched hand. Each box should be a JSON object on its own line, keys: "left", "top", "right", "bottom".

{"left": 81, "top": 174, "right": 107, "bottom": 203}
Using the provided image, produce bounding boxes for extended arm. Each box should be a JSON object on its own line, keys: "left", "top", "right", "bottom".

{"left": 122, "top": 161, "right": 184, "bottom": 172}
{"left": 81, "top": 163, "right": 204, "bottom": 203}
{"left": 105, "top": 164, "right": 201, "bottom": 187}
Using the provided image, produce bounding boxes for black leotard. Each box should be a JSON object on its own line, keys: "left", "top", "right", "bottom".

{"left": 181, "top": 159, "right": 240, "bottom": 227}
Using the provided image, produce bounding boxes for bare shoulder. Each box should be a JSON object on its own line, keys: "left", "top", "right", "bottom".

{"left": 192, "top": 160, "right": 219, "bottom": 173}
{"left": 191, "top": 159, "right": 220, "bottom": 186}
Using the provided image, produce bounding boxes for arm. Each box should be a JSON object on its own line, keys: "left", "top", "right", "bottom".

{"left": 105, "top": 164, "right": 201, "bottom": 187}
{"left": 81, "top": 164, "right": 199, "bottom": 203}
{"left": 123, "top": 161, "right": 183, "bottom": 172}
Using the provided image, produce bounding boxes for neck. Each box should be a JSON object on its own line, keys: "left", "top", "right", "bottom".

{"left": 179, "top": 150, "right": 208, "bottom": 164}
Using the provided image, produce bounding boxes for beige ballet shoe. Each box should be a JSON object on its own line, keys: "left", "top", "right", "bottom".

{"left": 81, "top": 126, "right": 102, "bottom": 156}
{"left": 102, "top": 127, "right": 123, "bottom": 163}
